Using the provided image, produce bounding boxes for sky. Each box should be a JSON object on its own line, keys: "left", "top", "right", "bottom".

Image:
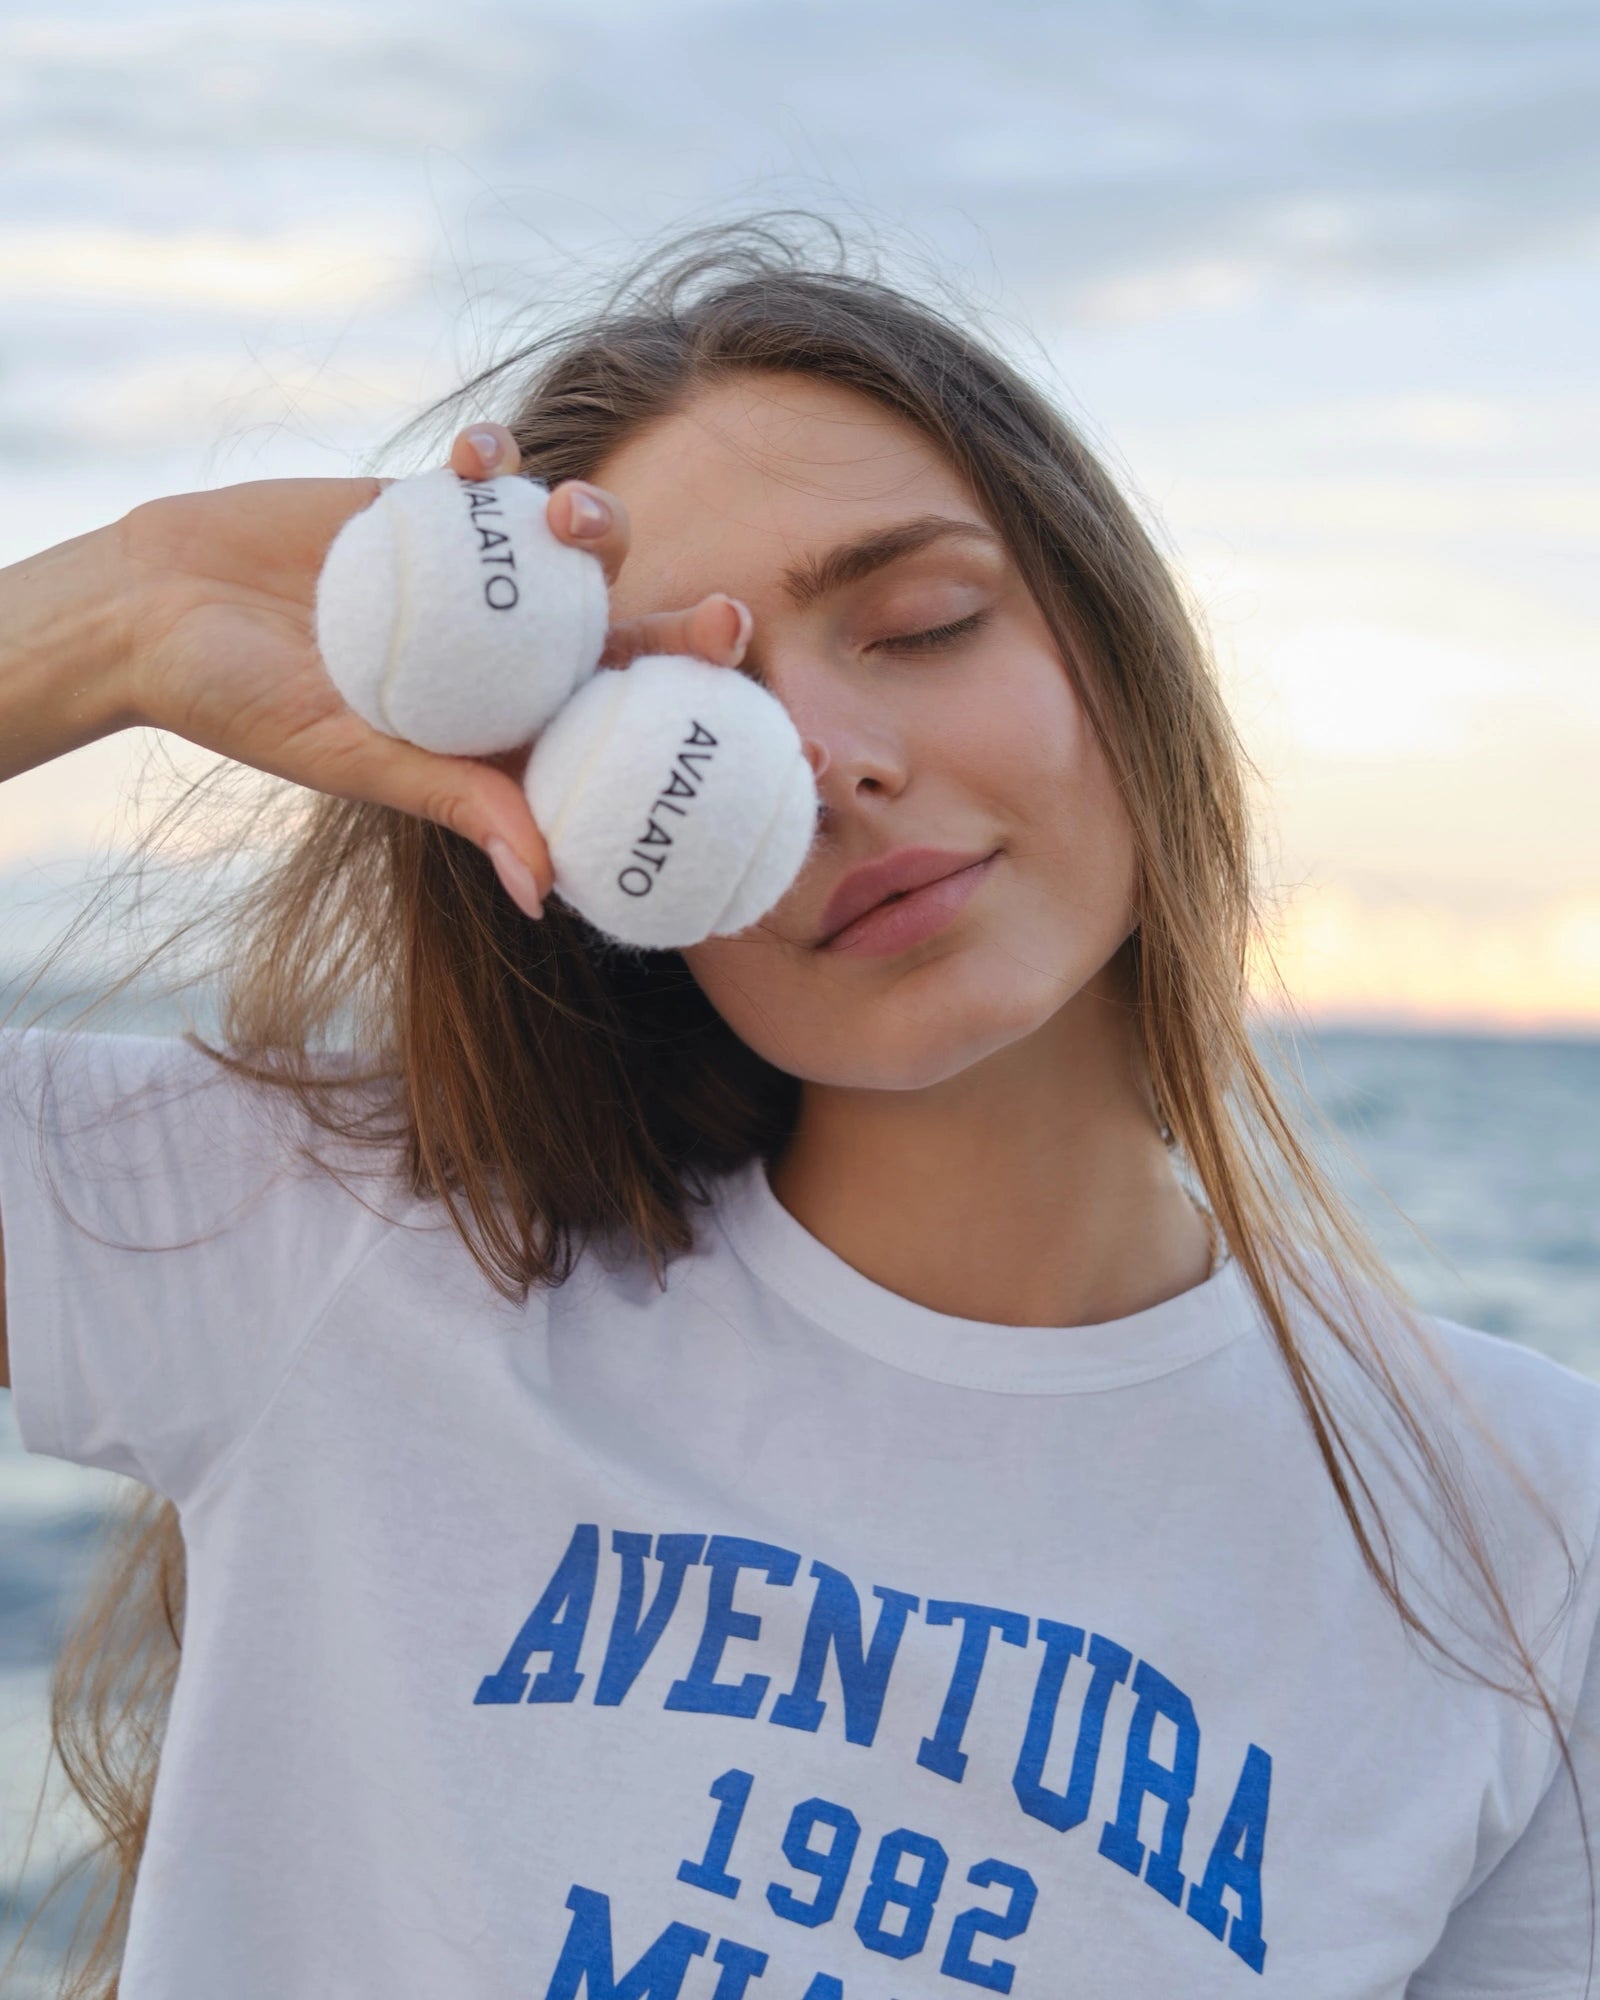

{"left": 0, "top": 0, "right": 1596, "bottom": 1030}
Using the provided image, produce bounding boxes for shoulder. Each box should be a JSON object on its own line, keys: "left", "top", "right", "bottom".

{"left": 1424, "top": 1309, "right": 1600, "bottom": 1509}
{"left": 3, "top": 1020, "right": 378, "bottom": 1136}
{"left": 0, "top": 1024, "right": 414, "bottom": 1246}
{"left": 1286, "top": 1247, "right": 1600, "bottom": 1530}
{"left": 0, "top": 1026, "right": 248, "bottom": 1179}
{"left": 1284, "top": 1259, "right": 1600, "bottom": 1682}
{"left": 1416, "top": 1309, "right": 1600, "bottom": 1706}
{"left": 2, "top": 1023, "right": 290, "bottom": 1137}
{"left": 0, "top": 1021, "right": 203, "bottom": 1107}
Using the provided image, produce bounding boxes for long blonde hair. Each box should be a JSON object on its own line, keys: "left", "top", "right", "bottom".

{"left": 6, "top": 211, "right": 1590, "bottom": 1996}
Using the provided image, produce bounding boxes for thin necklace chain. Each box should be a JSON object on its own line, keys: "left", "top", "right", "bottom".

{"left": 1191, "top": 1192, "right": 1225, "bottom": 1280}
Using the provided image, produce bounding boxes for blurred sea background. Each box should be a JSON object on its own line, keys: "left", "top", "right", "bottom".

{"left": 1, "top": 0, "right": 1596, "bottom": 1989}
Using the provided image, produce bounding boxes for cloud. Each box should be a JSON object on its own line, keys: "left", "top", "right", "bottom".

{"left": 0, "top": 347, "right": 437, "bottom": 457}
{"left": 1075, "top": 257, "right": 1269, "bottom": 325}
{"left": 0, "top": 0, "right": 1595, "bottom": 321}
{"left": 1261, "top": 621, "right": 1513, "bottom": 758}
{"left": 0, "top": 3, "right": 535, "bottom": 155}
{"left": 0, "top": 225, "right": 424, "bottom": 311}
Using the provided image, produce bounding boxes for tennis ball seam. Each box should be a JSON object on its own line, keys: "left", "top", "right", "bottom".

{"left": 377, "top": 480, "right": 420, "bottom": 734}
{"left": 545, "top": 667, "right": 633, "bottom": 851}
{"left": 712, "top": 753, "right": 803, "bottom": 934}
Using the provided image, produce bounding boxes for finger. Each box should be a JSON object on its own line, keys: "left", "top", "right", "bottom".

{"left": 600, "top": 593, "right": 753, "bottom": 672}
{"left": 447, "top": 422, "right": 523, "bottom": 482}
{"left": 440, "top": 443, "right": 628, "bottom": 586}
{"left": 544, "top": 479, "right": 632, "bottom": 585}
{"left": 332, "top": 732, "right": 555, "bottom": 916}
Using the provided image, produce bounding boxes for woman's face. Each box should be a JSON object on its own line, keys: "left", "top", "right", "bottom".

{"left": 590, "top": 371, "right": 1140, "bottom": 1092}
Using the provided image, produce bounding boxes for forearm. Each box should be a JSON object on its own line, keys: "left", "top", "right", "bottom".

{"left": 0, "top": 522, "right": 141, "bottom": 782}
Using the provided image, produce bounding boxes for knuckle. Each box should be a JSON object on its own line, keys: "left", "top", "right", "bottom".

{"left": 417, "top": 786, "right": 471, "bottom": 839}
{"left": 116, "top": 492, "right": 187, "bottom": 568}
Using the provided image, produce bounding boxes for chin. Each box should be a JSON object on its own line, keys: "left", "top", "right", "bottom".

{"left": 817, "top": 1032, "right": 1021, "bottom": 1094}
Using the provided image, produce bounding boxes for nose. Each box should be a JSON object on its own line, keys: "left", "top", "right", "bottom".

{"left": 780, "top": 664, "right": 908, "bottom": 804}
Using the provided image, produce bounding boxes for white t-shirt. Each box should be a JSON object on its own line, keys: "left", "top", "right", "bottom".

{"left": 2, "top": 1027, "right": 1599, "bottom": 2000}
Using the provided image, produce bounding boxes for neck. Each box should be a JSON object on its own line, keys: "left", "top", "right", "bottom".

{"left": 766, "top": 965, "right": 1214, "bottom": 1330}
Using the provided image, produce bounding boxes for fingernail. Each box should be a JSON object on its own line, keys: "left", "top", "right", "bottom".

{"left": 567, "top": 486, "right": 611, "bottom": 539}
{"left": 486, "top": 838, "right": 544, "bottom": 919}
{"left": 467, "top": 428, "right": 503, "bottom": 471}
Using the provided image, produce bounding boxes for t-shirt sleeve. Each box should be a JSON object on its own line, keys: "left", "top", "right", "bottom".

{"left": 1406, "top": 1484, "right": 1600, "bottom": 1998}
{"left": 1405, "top": 1623, "right": 1600, "bottom": 1995}
{"left": 0, "top": 1026, "right": 392, "bottom": 1509}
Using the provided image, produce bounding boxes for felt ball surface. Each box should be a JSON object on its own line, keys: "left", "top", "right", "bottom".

{"left": 524, "top": 654, "right": 820, "bottom": 949}
{"left": 314, "top": 466, "right": 610, "bottom": 756}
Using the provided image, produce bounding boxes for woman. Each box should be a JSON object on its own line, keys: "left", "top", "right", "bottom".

{"left": 1, "top": 217, "right": 1596, "bottom": 1999}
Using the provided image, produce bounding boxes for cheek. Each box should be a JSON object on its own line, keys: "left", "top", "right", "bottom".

{"left": 963, "top": 647, "right": 1114, "bottom": 828}
{"left": 678, "top": 934, "right": 795, "bottom": 1052}
{"left": 976, "top": 655, "right": 1139, "bottom": 916}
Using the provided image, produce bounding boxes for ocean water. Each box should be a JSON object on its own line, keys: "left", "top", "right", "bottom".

{"left": 1273, "top": 1027, "right": 1600, "bottom": 1376}
{"left": 0, "top": 1024, "right": 1596, "bottom": 1991}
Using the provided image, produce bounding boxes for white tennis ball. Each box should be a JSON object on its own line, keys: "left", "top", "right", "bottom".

{"left": 314, "top": 466, "right": 610, "bottom": 757}
{"left": 524, "top": 654, "right": 820, "bottom": 950}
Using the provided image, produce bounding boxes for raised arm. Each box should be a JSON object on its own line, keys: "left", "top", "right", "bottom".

{"left": 0, "top": 517, "right": 141, "bottom": 1390}
{"left": 0, "top": 426, "right": 756, "bottom": 1391}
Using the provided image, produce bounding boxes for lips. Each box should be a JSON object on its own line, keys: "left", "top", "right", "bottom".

{"left": 815, "top": 845, "right": 997, "bottom": 948}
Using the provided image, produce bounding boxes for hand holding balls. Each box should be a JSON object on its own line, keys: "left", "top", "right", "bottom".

{"left": 314, "top": 469, "right": 819, "bottom": 948}
{"left": 314, "top": 466, "right": 610, "bottom": 757}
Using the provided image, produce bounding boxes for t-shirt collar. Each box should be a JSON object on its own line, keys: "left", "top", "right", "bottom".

{"left": 710, "top": 1153, "right": 1263, "bottom": 1396}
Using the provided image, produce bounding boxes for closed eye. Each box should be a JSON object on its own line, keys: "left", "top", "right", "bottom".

{"left": 872, "top": 609, "right": 992, "bottom": 655}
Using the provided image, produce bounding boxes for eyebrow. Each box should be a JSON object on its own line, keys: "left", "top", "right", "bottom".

{"left": 779, "top": 515, "right": 1004, "bottom": 611}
